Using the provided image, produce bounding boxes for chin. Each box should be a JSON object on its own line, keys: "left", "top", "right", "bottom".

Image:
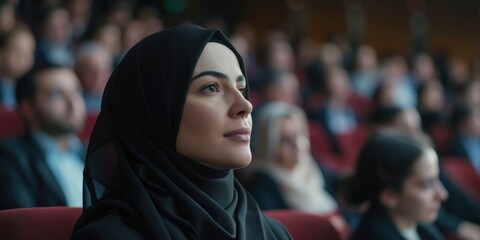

{"left": 419, "top": 212, "right": 438, "bottom": 224}
{"left": 232, "top": 158, "right": 252, "bottom": 170}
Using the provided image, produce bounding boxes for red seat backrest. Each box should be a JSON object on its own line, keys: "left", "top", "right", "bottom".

{"left": 0, "top": 207, "right": 82, "bottom": 240}
{"left": 0, "top": 107, "right": 25, "bottom": 140}
{"left": 442, "top": 156, "right": 480, "bottom": 201}
{"left": 264, "top": 210, "right": 342, "bottom": 240}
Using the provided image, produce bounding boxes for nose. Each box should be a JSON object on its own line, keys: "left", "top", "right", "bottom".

{"left": 435, "top": 180, "right": 448, "bottom": 201}
{"left": 229, "top": 90, "right": 253, "bottom": 119}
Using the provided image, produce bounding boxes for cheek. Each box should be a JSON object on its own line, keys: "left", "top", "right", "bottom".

{"left": 182, "top": 100, "right": 222, "bottom": 135}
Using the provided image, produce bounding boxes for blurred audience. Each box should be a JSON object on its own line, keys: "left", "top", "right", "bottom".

{"left": 0, "top": 24, "right": 35, "bottom": 109}
{"left": 74, "top": 41, "right": 112, "bottom": 112}
{"left": 379, "top": 56, "right": 417, "bottom": 108}
{"left": 254, "top": 67, "right": 300, "bottom": 107}
{"left": 0, "top": 65, "right": 86, "bottom": 209}
{"left": 244, "top": 101, "right": 346, "bottom": 234}
{"left": 312, "top": 67, "right": 357, "bottom": 135}
{"left": 416, "top": 80, "right": 447, "bottom": 132}
{"left": 0, "top": 1, "right": 16, "bottom": 35}
{"left": 412, "top": 52, "right": 437, "bottom": 84}
{"left": 350, "top": 45, "right": 380, "bottom": 98}
{"left": 368, "top": 104, "right": 480, "bottom": 240}
{"left": 35, "top": 6, "right": 75, "bottom": 67}
{"left": 449, "top": 104, "right": 480, "bottom": 174}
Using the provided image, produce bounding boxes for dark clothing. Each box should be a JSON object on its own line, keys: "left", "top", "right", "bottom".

{"left": 435, "top": 170, "right": 480, "bottom": 233}
{"left": 350, "top": 206, "right": 444, "bottom": 240}
{"left": 245, "top": 171, "right": 288, "bottom": 210}
{"left": 0, "top": 133, "right": 85, "bottom": 209}
{"left": 72, "top": 25, "right": 291, "bottom": 240}
{"left": 72, "top": 199, "right": 289, "bottom": 240}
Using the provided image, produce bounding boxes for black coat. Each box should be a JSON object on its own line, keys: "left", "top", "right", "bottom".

{"left": 350, "top": 206, "right": 444, "bottom": 240}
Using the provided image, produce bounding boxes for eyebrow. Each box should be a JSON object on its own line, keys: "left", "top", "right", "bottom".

{"left": 192, "top": 71, "right": 245, "bottom": 83}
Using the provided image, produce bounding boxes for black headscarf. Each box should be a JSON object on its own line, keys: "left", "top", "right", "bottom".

{"left": 72, "top": 25, "right": 290, "bottom": 239}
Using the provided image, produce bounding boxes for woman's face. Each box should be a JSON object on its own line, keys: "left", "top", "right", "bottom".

{"left": 275, "top": 115, "right": 309, "bottom": 170}
{"left": 389, "top": 148, "right": 448, "bottom": 225}
{"left": 176, "top": 42, "right": 253, "bottom": 170}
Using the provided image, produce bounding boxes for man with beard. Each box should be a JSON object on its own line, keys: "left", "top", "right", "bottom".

{"left": 0, "top": 65, "right": 86, "bottom": 209}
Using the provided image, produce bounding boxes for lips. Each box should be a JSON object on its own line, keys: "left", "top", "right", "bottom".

{"left": 224, "top": 127, "right": 251, "bottom": 142}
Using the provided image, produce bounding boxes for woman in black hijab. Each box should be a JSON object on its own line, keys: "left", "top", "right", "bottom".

{"left": 71, "top": 25, "right": 291, "bottom": 239}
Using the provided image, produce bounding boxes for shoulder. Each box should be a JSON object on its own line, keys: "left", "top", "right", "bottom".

{"left": 0, "top": 134, "right": 40, "bottom": 160}
{"left": 72, "top": 214, "right": 144, "bottom": 240}
{"left": 350, "top": 208, "right": 404, "bottom": 240}
{"left": 418, "top": 224, "right": 445, "bottom": 240}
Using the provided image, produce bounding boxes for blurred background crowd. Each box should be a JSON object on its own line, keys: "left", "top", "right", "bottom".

{"left": 0, "top": 0, "right": 479, "bottom": 239}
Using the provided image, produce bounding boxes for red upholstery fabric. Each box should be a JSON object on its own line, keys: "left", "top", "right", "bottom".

{"left": 0, "top": 105, "right": 97, "bottom": 143}
{"left": 264, "top": 210, "right": 342, "bottom": 240}
{"left": 442, "top": 156, "right": 480, "bottom": 201}
{"left": 0, "top": 107, "right": 25, "bottom": 140}
{"left": 0, "top": 207, "right": 82, "bottom": 240}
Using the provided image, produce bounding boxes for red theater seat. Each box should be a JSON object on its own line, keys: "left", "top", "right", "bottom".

{"left": 0, "top": 207, "right": 82, "bottom": 240}
{"left": 443, "top": 156, "right": 480, "bottom": 201}
{"left": 0, "top": 107, "right": 25, "bottom": 139}
{"left": 264, "top": 210, "right": 342, "bottom": 240}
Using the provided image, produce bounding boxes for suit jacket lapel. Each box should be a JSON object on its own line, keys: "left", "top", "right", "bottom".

{"left": 23, "top": 134, "right": 68, "bottom": 205}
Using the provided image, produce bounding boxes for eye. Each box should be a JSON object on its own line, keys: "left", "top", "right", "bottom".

{"left": 201, "top": 83, "right": 220, "bottom": 94}
{"left": 238, "top": 87, "right": 247, "bottom": 98}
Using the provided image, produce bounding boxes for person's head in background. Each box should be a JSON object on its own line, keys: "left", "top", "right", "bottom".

{"left": 136, "top": 5, "right": 164, "bottom": 36}
{"left": 0, "top": 24, "right": 35, "bottom": 81}
{"left": 417, "top": 80, "right": 444, "bottom": 114}
{"left": 15, "top": 65, "right": 86, "bottom": 144}
{"left": 256, "top": 67, "right": 300, "bottom": 106}
{"left": 450, "top": 104, "right": 480, "bottom": 139}
{"left": 323, "top": 66, "right": 352, "bottom": 104}
{"left": 37, "top": 6, "right": 72, "bottom": 45}
{"left": 416, "top": 80, "right": 446, "bottom": 130}
{"left": 0, "top": 1, "right": 16, "bottom": 35}
{"left": 381, "top": 55, "right": 409, "bottom": 82}
{"left": 122, "top": 20, "right": 147, "bottom": 53}
{"left": 90, "top": 22, "right": 122, "bottom": 62}
{"left": 105, "top": 0, "right": 132, "bottom": 29}
{"left": 369, "top": 105, "right": 422, "bottom": 137}
{"left": 296, "top": 37, "right": 319, "bottom": 70}
{"left": 258, "top": 30, "right": 295, "bottom": 71}
{"left": 454, "top": 79, "right": 480, "bottom": 107}
{"left": 346, "top": 132, "right": 448, "bottom": 230}
{"left": 74, "top": 42, "right": 112, "bottom": 112}
{"left": 253, "top": 101, "right": 310, "bottom": 170}
{"left": 412, "top": 53, "right": 437, "bottom": 83}
{"left": 65, "top": 0, "right": 92, "bottom": 41}
{"left": 355, "top": 45, "right": 378, "bottom": 73}
{"left": 319, "top": 43, "right": 343, "bottom": 69}
{"left": 447, "top": 57, "right": 470, "bottom": 87}
{"left": 351, "top": 45, "right": 380, "bottom": 98}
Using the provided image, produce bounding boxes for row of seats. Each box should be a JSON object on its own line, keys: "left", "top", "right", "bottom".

{"left": 0, "top": 106, "right": 97, "bottom": 143}
{"left": 0, "top": 207, "right": 342, "bottom": 240}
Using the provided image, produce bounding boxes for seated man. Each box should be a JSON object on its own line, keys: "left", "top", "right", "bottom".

{"left": 0, "top": 65, "right": 86, "bottom": 209}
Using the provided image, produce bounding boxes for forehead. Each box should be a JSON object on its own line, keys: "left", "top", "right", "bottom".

{"left": 279, "top": 114, "right": 304, "bottom": 133}
{"left": 408, "top": 148, "right": 438, "bottom": 179}
{"left": 36, "top": 69, "right": 79, "bottom": 90}
{"left": 193, "top": 42, "right": 241, "bottom": 75}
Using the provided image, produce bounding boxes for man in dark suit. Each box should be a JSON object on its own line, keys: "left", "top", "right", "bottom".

{"left": 0, "top": 65, "right": 87, "bottom": 209}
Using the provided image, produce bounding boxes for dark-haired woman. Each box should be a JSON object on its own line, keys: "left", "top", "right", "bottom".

{"left": 346, "top": 132, "right": 447, "bottom": 240}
